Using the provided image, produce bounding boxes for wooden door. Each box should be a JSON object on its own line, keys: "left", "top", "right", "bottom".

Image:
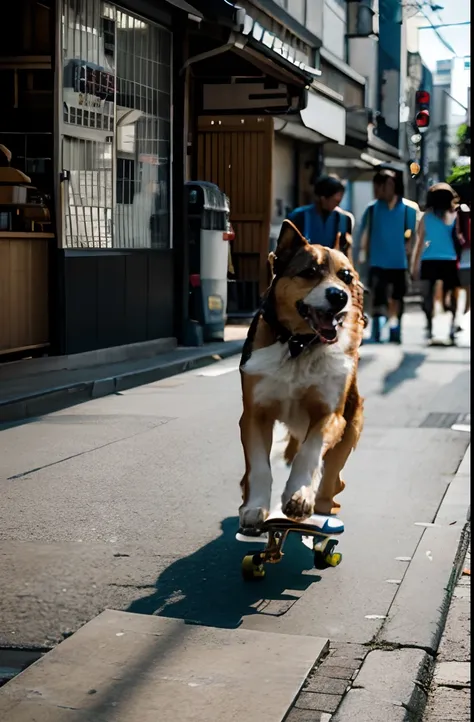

{"left": 197, "top": 116, "right": 274, "bottom": 303}
{"left": 0, "top": 234, "right": 52, "bottom": 355}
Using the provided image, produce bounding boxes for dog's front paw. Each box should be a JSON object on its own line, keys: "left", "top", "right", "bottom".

{"left": 239, "top": 505, "right": 269, "bottom": 530}
{"left": 282, "top": 486, "right": 315, "bottom": 522}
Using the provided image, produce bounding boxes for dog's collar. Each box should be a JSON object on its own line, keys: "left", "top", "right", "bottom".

{"left": 261, "top": 280, "right": 320, "bottom": 359}
{"left": 286, "top": 333, "right": 320, "bottom": 358}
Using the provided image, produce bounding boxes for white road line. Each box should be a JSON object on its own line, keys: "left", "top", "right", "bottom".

{"left": 451, "top": 424, "right": 471, "bottom": 433}
{"left": 196, "top": 359, "right": 240, "bottom": 377}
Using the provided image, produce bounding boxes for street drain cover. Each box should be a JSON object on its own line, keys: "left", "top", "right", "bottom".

{"left": 419, "top": 412, "right": 471, "bottom": 429}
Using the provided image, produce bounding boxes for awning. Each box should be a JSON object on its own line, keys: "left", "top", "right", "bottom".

{"left": 325, "top": 144, "right": 405, "bottom": 181}
{"left": 274, "top": 116, "right": 328, "bottom": 145}
{"left": 164, "top": 0, "right": 203, "bottom": 20}
{"left": 366, "top": 127, "right": 402, "bottom": 165}
{"left": 346, "top": 108, "right": 370, "bottom": 150}
{"left": 300, "top": 90, "right": 346, "bottom": 145}
{"left": 363, "top": 148, "right": 404, "bottom": 170}
{"left": 241, "top": 19, "right": 321, "bottom": 86}
{"left": 273, "top": 89, "right": 347, "bottom": 146}
{"left": 324, "top": 117, "right": 404, "bottom": 177}
{"left": 188, "top": 0, "right": 320, "bottom": 86}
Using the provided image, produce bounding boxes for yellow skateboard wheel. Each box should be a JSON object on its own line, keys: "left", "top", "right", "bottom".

{"left": 241, "top": 554, "right": 265, "bottom": 581}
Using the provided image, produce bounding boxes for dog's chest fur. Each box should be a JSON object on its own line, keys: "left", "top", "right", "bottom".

{"left": 242, "top": 339, "right": 353, "bottom": 413}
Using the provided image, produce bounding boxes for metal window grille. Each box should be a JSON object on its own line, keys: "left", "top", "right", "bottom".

{"left": 61, "top": 0, "right": 171, "bottom": 249}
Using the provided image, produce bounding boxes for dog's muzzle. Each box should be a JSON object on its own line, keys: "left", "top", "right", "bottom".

{"left": 296, "top": 299, "right": 346, "bottom": 344}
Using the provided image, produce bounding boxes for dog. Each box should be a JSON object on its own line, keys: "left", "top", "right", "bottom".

{"left": 238, "top": 219, "right": 365, "bottom": 530}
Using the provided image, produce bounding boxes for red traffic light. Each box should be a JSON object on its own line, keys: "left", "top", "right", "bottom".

{"left": 416, "top": 90, "right": 430, "bottom": 106}
{"left": 415, "top": 109, "right": 430, "bottom": 129}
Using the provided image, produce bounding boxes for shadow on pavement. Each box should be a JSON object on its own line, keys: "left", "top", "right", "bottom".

{"left": 381, "top": 352, "right": 426, "bottom": 396}
{"left": 127, "top": 516, "right": 321, "bottom": 629}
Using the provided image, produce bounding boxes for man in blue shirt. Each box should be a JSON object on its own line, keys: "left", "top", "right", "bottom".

{"left": 288, "top": 175, "right": 355, "bottom": 260}
{"left": 357, "top": 169, "right": 417, "bottom": 343}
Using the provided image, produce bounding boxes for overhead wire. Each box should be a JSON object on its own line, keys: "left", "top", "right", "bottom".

{"left": 414, "top": 0, "right": 466, "bottom": 57}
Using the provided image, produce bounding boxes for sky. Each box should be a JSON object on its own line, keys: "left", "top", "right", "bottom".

{"left": 416, "top": 0, "right": 470, "bottom": 113}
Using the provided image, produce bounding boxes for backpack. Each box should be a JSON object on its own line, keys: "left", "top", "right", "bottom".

{"left": 365, "top": 201, "right": 412, "bottom": 263}
{"left": 290, "top": 207, "right": 352, "bottom": 258}
{"left": 451, "top": 211, "right": 467, "bottom": 263}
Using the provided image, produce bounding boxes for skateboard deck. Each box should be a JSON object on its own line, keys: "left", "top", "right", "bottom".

{"left": 236, "top": 511, "right": 344, "bottom": 542}
{"left": 236, "top": 505, "right": 345, "bottom": 580}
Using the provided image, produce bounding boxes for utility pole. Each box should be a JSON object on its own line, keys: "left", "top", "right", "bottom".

{"left": 438, "top": 123, "right": 448, "bottom": 181}
{"left": 416, "top": 132, "right": 425, "bottom": 204}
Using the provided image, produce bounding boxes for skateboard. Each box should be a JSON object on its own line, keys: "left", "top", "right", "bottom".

{"left": 236, "top": 509, "right": 344, "bottom": 581}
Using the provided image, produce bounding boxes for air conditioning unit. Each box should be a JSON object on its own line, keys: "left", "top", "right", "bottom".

{"left": 346, "top": 0, "right": 379, "bottom": 38}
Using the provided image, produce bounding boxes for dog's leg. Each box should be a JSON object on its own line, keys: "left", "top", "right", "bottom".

{"left": 239, "top": 410, "right": 274, "bottom": 529}
{"left": 314, "top": 389, "right": 363, "bottom": 515}
{"left": 314, "top": 424, "right": 357, "bottom": 515}
{"left": 281, "top": 415, "right": 343, "bottom": 521}
{"left": 283, "top": 434, "right": 300, "bottom": 466}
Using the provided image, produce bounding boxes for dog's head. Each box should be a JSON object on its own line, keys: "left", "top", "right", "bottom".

{"left": 269, "top": 220, "right": 364, "bottom": 346}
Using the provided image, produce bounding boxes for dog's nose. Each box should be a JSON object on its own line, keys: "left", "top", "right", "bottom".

{"left": 325, "top": 286, "right": 348, "bottom": 312}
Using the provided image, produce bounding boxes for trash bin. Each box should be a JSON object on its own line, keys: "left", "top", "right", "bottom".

{"left": 186, "top": 181, "right": 230, "bottom": 342}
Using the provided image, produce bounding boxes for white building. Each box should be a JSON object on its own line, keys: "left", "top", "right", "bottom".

{"left": 426, "top": 59, "right": 469, "bottom": 183}
{"left": 266, "top": 0, "right": 408, "bottom": 236}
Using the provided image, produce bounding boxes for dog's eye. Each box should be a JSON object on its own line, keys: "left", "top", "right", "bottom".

{"left": 297, "top": 266, "right": 318, "bottom": 279}
{"left": 337, "top": 269, "right": 353, "bottom": 285}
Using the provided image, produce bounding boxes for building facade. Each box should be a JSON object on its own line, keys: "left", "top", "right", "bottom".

{"left": 186, "top": 0, "right": 370, "bottom": 312}
{"left": 0, "top": 0, "right": 202, "bottom": 358}
{"left": 0, "top": 0, "right": 417, "bottom": 357}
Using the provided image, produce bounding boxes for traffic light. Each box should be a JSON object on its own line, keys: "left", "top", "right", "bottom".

{"left": 415, "top": 90, "right": 430, "bottom": 130}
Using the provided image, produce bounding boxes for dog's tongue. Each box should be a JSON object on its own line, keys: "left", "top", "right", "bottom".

{"left": 316, "top": 312, "right": 336, "bottom": 330}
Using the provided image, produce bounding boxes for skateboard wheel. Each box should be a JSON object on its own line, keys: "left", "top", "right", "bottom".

{"left": 325, "top": 551, "right": 342, "bottom": 567}
{"left": 314, "top": 540, "right": 341, "bottom": 570}
{"left": 241, "top": 554, "right": 265, "bottom": 581}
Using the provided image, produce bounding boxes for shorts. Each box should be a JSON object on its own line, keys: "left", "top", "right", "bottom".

{"left": 368, "top": 267, "right": 407, "bottom": 310}
{"left": 420, "top": 260, "right": 460, "bottom": 291}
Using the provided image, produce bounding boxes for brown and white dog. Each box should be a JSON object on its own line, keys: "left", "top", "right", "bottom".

{"left": 238, "top": 219, "right": 365, "bottom": 530}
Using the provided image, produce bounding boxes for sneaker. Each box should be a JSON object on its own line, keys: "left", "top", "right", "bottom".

{"left": 449, "top": 326, "right": 458, "bottom": 345}
{"left": 389, "top": 325, "right": 401, "bottom": 344}
{"left": 369, "top": 316, "right": 383, "bottom": 343}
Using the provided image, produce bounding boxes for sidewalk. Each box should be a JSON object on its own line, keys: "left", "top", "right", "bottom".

{"left": 423, "top": 545, "right": 471, "bottom": 721}
{"left": 0, "top": 325, "right": 248, "bottom": 424}
{"left": 299, "top": 443, "right": 470, "bottom": 722}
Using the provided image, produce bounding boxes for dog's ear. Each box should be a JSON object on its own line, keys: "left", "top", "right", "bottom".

{"left": 268, "top": 251, "right": 276, "bottom": 278}
{"left": 273, "top": 220, "right": 309, "bottom": 276}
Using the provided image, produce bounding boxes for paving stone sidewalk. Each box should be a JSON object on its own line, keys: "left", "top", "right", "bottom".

{"left": 285, "top": 642, "right": 369, "bottom": 721}
{"left": 286, "top": 542, "right": 470, "bottom": 722}
{"left": 423, "top": 544, "right": 471, "bottom": 722}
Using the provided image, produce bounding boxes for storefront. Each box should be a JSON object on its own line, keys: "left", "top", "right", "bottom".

{"left": 185, "top": 0, "right": 333, "bottom": 314}
{"left": 56, "top": 0, "right": 189, "bottom": 354}
{"left": 0, "top": 0, "right": 201, "bottom": 359}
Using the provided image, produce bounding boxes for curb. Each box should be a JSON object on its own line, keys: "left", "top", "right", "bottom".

{"left": 0, "top": 341, "right": 244, "bottom": 425}
{"left": 286, "top": 444, "right": 471, "bottom": 722}
{"left": 341, "top": 444, "right": 470, "bottom": 721}
{"left": 378, "top": 441, "right": 471, "bottom": 656}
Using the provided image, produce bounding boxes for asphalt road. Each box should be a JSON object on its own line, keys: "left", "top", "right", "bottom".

{"left": 0, "top": 310, "right": 470, "bottom": 651}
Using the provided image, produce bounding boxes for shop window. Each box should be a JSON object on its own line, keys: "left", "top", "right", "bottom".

{"left": 61, "top": 0, "right": 172, "bottom": 250}
{"left": 114, "top": 9, "right": 171, "bottom": 250}
{"left": 63, "top": 136, "right": 113, "bottom": 248}
{"left": 116, "top": 158, "right": 135, "bottom": 204}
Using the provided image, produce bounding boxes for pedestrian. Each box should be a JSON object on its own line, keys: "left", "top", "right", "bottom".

{"left": 410, "top": 183, "right": 464, "bottom": 343}
{"left": 357, "top": 168, "right": 418, "bottom": 343}
{"left": 288, "top": 175, "right": 355, "bottom": 261}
